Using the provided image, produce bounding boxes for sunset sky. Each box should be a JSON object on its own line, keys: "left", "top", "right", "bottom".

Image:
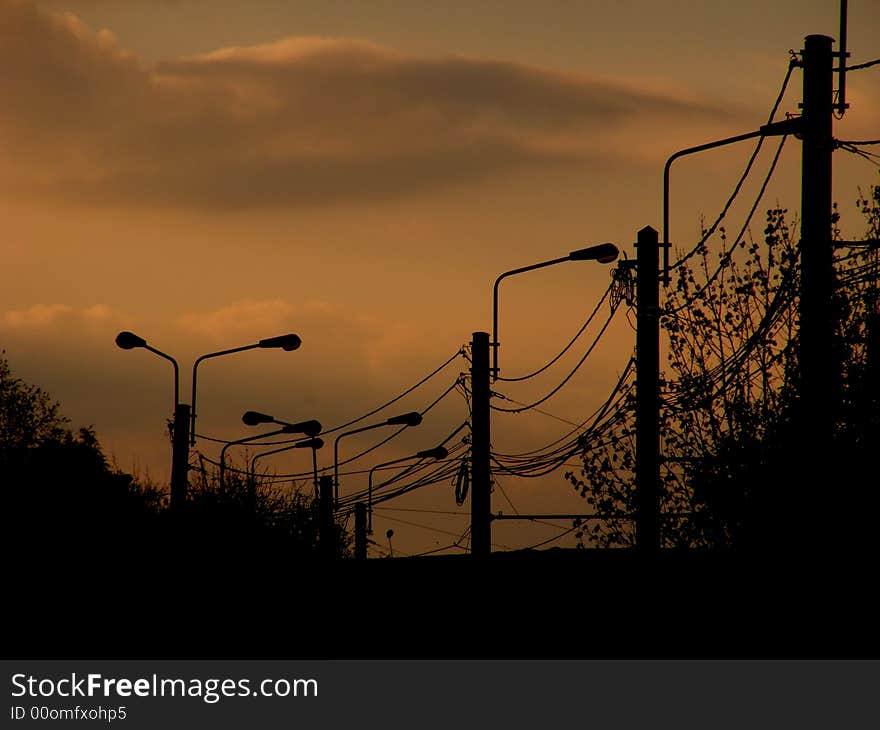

{"left": 2, "top": 0, "right": 878, "bottom": 554}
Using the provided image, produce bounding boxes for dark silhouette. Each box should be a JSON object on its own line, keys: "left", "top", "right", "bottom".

{"left": 569, "top": 180, "right": 880, "bottom": 558}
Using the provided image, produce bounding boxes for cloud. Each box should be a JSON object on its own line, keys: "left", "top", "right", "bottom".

{"left": 175, "top": 298, "right": 416, "bottom": 374}
{"left": 1, "top": 0, "right": 737, "bottom": 209}
{"left": 2, "top": 304, "right": 73, "bottom": 329}
{"left": 1, "top": 302, "right": 122, "bottom": 329}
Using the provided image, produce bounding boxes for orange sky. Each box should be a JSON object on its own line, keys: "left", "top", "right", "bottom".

{"left": 2, "top": 0, "right": 878, "bottom": 554}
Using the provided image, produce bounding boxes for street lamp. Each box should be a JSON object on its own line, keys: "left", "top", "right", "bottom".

{"left": 250, "top": 436, "right": 325, "bottom": 497}
{"left": 491, "top": 243, "right": 619, "bottom": 380}
{"left": 116, "top": 330, "right": 304, "bottom": 509}
{"left": 367, "top": 445, "right": 448, "bottom": 533}
{"left": 242, "top": 410, "right": 322, "bottom": 437}
{"left": 114, "top": 331, "right": 179, "bottom": 407}
{"left": 662, "top": 116, "right": 801, "bottom": 283}
{"left": 333, "top": 411, "right": 422, "bottom": 509}
{"left": 220, "top": 419, "right": 321, "bottom": 487}
{"left": 115, "top": 331, "right": 188, "bottom": 509}
{"left": 190, "top": 334, "right": 301, "bottom": 445}
{"left": 467, "top": 242, "right": 619, "bottom": 555}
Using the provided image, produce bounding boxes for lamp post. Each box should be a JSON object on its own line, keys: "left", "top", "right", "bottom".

{"left": 333, "top": 412, "right": 422, "bottom": 509}
{"left": 662, "top": 117, "right": 801, "bottom": 283}
{"left": 190, "top": 334, "right": 301, "bottom": 445}
{"left": 491, "top": 243, "right": 619, "bottom": 381}
{"left": 220, "top": 418, "right": 320, "bottom": 488}
{"left": 115, "top": 330, "right": 303, "bottom": 510}
{"left": 249, "top": 436, "right": 325, "bottom": 497}
{"left": 472, "top": 243, "right": 619, "bottom": 556}
{"left": 242, "top": 410, "right": 322, "bottom": 435}
{"left": 366, "top": 446, "right": 448, "bottom": 533}
{"left": 115, "top": 331, "right": 187, "bottom": 509}
{"left": 115, "top": 331, "right": 179, "bottom": 406}
{"left": 220, "top": 427, "right": 287, "bottom": 488}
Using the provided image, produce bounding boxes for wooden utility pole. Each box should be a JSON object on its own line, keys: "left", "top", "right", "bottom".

{"left": 354, "top": 503, "right": 367, "bottom": 560}
{"left": 470, "top": 331, "right": 492, "bottom": 556}
{"left": 635, "top": 226, "right": 660, "bottom": 553}
{"left": 170, "top": 403, "right": 190, "bottom": 511}
{"left": 318, "top": 475, "right": 336, "bottom": 559}
{"left": 798, "top": 35, "right": 835, "bottom": 526}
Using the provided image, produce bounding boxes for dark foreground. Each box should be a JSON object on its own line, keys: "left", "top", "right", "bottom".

{"left": 7, "top": 546, "right": 877, "bottom": 658}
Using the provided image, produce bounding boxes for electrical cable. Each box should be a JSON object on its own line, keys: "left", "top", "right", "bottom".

{"left": 193, "top": 348, "right": 464, "bottom": 447}
{"left": 519, "top": 524, "right": 580, "bottom": 550}
{"left": 496, "top": 282, "right": 613, "bottom": 382}
{"left": 838, "top": 57, "right": 880, "bottom": 72}
{"left": 196, "top": 377, "right": 463, "bottom": 479}
{"left": 668, "top": 58, "right": 795, "bottom": 272}
{"left": 491, "top": 303, "right": 620, "bottom": 413}
{"left": 665, "top": 134, "right": 788, "bottom": 315}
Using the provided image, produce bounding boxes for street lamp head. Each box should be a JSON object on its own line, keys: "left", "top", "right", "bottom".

{"left": 242, "top": 410, "right": 274, "bottom": 426}
{"left": 386, "top": 411, "right": 423, "bottom": 427}
{"left": 115, "top": 331, "right": 147, "bottom": 350}
{"left": 258, "top": 333, "right": 302, "bottom": 351}
{"left": 282, "top": 419, "right": 322, "bottom": 437}
{"left": 294, "top": 437, "right": 324, "bottom": 450}
{"left": 416, "top": 446, "right": 448, "bottom": 460}
{"left": 568, "top": 243, "right": 619, "bottom": 264}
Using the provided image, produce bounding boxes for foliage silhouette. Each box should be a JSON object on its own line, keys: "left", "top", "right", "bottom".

{"left": 1, "top": 354, "right": 348, "bottom": 564}
{"left": 185, "top": 462, "right": 352, "bottom": 559}
{"left": 568, "top": 174, "right": 880, "bottom": 553}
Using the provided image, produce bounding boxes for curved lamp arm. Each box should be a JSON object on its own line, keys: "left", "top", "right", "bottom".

{"left": 190, "top": 333, "right": 302, "bottom": 446}
{"left": 492, "top": 244, "right": 618, "bottom": 380}
{"left": 219, "top": 427, "right": 289, "bottom": 487}
{"left": 333, "top": 412, "right": 422, "bottom": 510}
{"left": 367, "top": 446, "right": 447, "bottom": 532}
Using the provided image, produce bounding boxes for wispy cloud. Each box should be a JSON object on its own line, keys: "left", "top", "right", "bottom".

{"left": 1, "top": 1, "right": 737, "bottom": 209}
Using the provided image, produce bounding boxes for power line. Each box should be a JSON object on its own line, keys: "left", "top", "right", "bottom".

{"left": 197, "top": 377, "right": 464, "bottom": 479}
{"left": 496, "top": 282, "right": 613, "bottom": 382}
{"left": 665, "top": 133, "right": 789, "bottom": 315}
{"left": 492, "top": 475, "right": 519, "bottom": 515}
{"left": 373, "top": 506, "right": 468, "bottom": 516}
{"left": 520, "top": 524, "right": 580, "bottom": 550}
{"left": 193, "top": 348, "right": 464, "bottom": 447}
{"left": 669, "top": 58, "right": 796, "bottom": 272}
{"left": 320, "top": 348, "right": 465, "bottom": 437}
{"left": 492, "top": 356, "right": 634, "bottom": 458}
{"left": 838, "top": 57, "right": 880, "bottom": 72}
{"left": 491, "top": 303, "right": 620, "bottom": 413}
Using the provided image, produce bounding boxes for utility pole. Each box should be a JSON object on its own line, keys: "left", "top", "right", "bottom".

{"left": 798, "top": 34, "right": 835, "bottom": 529}
{"left": 635, "top": 226, "right": 660, "bottom": 553}
{"left": 470, "top": 331, "right": 491, "bottom": 556}
{"left": 170, "top": 403, "right": 190, "bottom": 512}
{"left": 318, "top": 475, "right": 336, "bottom": 560}
{"left": 354, "top": 503, "right": 367, "bottom": 560}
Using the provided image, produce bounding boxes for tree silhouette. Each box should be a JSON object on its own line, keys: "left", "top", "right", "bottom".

{"left": 0, "top": 352, "right": 68, "bottom": 449}
{"left": 568, "top": 174, "right": 880, "bottom": 552}
{"left": 184, "top": 461, "right": 352, "bottom": 559}
{"left": 1, "top": 354, "right": 348, "bottom": 563}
